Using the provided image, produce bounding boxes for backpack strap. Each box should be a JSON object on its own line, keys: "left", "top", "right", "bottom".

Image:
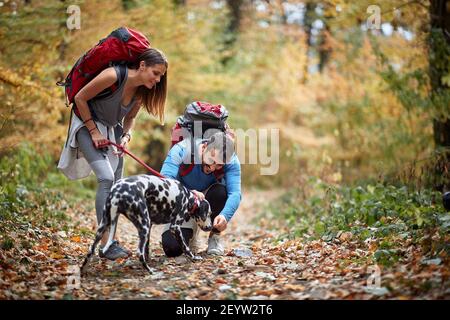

{"left": 213, "top": 167, "right": 225, "bottom": 181}
{"left": 179, "top": 135, "right": 196, "bottom": 177}
{"left": 179, "top": 163, "right": 195, "bottom": 177}
{"left": 95, "top": 64, "right": 126, "bottom": 99}
{"left": 180, "top": 163, "right": 225, "bottom": 181}
{"left": 115, "top": 64, "right": 126, "bottom": 88}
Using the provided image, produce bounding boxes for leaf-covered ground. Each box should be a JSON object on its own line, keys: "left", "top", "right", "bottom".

{"left": 0, "top": 189, "right": 449, "bottom": 300}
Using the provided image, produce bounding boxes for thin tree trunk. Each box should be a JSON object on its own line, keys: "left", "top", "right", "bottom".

{"left": 302, "top": 2, "right": 315, "bottom": 83}
{"left": 227, "top": 0, "right": 243, "bottom": 35}
{"left": 430, "top": 0, "right": 450, "bottom": 148}
{"left": 222, "top": 0, "right": 244, "bottom": 64}
{"left": 318, "top": 23, "right": 331, "bottom": 73}
{"left": 429, "top": 0, "right": 450, "bottom": 190}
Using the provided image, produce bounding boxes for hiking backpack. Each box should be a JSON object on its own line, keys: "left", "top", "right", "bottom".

{"left": 171, "top": 101, "right": 233, "bottom": 180}
{"left": 56, "top": 26, "right": 150, "bottom": 115}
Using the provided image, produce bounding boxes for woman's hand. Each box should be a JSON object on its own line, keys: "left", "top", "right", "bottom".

{"left": 90, "top": 129, "right": 109, "bottom": 149}
{"left": 113, "top": 135, "right": 130, "bottom": 157}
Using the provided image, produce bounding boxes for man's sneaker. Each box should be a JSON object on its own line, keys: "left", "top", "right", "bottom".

{"left": 207, "top": 233, "right": 224, "bottom": 256}
{"left": 99, "top": 240, "right": 130, "bottom": 260}
{"left": 189, "top": 224, "right": 202, "bottom": 254}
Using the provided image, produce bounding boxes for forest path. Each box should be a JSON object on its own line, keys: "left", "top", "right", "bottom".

{"left": 1, "top": 189, "right": 447, "bottom": 299}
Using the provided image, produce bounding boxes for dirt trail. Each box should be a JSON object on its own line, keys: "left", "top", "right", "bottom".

{"left": 76, "top": 188, "right": 282, "bottom": 299}
{"left": 75, "top": 187, "right": 448, "bottom": 300}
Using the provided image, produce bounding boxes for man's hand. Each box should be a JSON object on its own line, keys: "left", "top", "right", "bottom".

{"left": 192, "top": 190, "right": 205, "bottom": 201}
{"left": 213, "top": 215, "right": 227, "bottom": 232}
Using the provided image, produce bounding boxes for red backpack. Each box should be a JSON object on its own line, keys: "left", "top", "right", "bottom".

{"left": 171, "top": 101, "right": 234, "bottom": 180}
{"left": 56, "top": 27, "right": 150, "bottom": 113}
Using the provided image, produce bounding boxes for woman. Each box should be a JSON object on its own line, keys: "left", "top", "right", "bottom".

{"left": 58, "top": 48, "right": 168, "bottom": 260}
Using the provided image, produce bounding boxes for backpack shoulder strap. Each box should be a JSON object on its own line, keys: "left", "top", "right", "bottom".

{"left": 178, "top": 136, "right": 205, "bottom": 177}
{"left": 179, "top": 163, "right": 195, "bottom": 177}
{"left": 95, "top": 64, "right": 126, "bottom": 99}
{"left": 110, "top": 63, "right": 126, "bottom": 90}
{"left": 179, "top": 137, "right": 196, "bottom": 177}
{"left": 116, "top": 64, "right": 127, "bottom": 87}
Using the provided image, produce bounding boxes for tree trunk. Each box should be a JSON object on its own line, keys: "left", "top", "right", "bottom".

{"left": 221, "top": 0, "right": 244, "bottom": 64}
{"left": 318, "top": 23, "right": 331, "bottom": 73}
{"left": 430, "top": 0, "right": 450, "bottom": 148}
{"left": 433, "top": 119, "right": 450, "bottom": 148}
{"left": 227, "top": 0, "right": 243, "bottom": 35}
{"left": 429, "top": 0, "right": 450, "bottom": 190}
{"left": 302, "top": 1, "right": 315, "bottom": 83}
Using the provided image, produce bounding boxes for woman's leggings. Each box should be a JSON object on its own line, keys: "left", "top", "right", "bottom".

{"left": 76, "top": 126, "right": 124, "bottom": 224}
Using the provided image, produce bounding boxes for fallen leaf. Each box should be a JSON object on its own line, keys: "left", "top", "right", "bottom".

{"left": 284, "top": 284, "right": 305, "bottom": 291}
{"left": 70, "top": 236, "right": 81, "bottom": 243}
{"left": 50, "top": 252, "right": 65, "bottom": 260}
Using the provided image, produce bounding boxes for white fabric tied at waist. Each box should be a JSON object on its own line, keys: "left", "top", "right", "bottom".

{"left": 57, "top": 112, "right": 119, "bottom": 180}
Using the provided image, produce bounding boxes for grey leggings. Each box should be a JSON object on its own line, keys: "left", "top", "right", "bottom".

{"left": 76, "top": 126, "right": 124, "bottom": 224}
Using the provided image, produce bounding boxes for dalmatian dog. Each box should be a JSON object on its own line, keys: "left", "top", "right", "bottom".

{"left": 81, "top": 175, "right": 213, "bottom": 274}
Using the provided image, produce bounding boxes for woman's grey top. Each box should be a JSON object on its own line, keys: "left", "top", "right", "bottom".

{"left": 88, "top": 64, "right": 137, "bottom": 127}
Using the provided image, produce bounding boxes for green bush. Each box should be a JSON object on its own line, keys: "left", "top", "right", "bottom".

{"left": 266, "top": 178, "right": 449, "bottom": 265}
{"left": 0, "top": 143, "right": 53, "bottom": 191}
{"left": 0, "top": 143, "right": 93, "bottom": 237}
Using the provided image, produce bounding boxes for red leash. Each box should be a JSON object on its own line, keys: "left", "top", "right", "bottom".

{"left": 100, "top": 140, "right": 165, "bottom": 179}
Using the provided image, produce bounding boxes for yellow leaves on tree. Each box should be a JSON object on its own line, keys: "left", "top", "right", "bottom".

{"left": 0, "top": 64, "right": 66, "bottom": 156}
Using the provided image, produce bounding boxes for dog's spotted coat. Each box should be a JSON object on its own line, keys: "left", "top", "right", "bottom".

{"left": 81, "top": 175, "right": 212, "bottom": 274}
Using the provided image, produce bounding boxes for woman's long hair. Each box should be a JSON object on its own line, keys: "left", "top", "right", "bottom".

{"left": 130, "top": 48, "right": 168, "bottom": 124}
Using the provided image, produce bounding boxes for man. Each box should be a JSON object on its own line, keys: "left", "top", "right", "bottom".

{"left": 160, "top": 131, "right": 241, "bottom": 256}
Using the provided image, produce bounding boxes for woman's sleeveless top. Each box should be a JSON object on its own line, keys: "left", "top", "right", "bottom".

{"left": 88, "top": 65, "right": 137, "bottom": 127}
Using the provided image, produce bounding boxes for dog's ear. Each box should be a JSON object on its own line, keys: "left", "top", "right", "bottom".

{"left": 188, "top": 193, "right": 199, "bottom": 209}
{"left": 194, "top": 200, "right": 210, "bottom": 219}
{"left": 198, "top": 200, "right": 211, "bottom": 218}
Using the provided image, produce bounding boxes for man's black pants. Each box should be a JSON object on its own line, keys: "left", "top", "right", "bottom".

{"left": 161, "top": 183, "right": 227, "bottom": 257}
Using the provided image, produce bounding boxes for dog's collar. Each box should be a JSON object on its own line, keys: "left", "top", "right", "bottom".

{"left": 189, "top": 193, "right": 200, "bottom": 215}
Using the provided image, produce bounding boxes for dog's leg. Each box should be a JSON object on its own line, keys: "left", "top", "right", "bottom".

{"left": 134, "top": 203, "right": 153, "bottom": 273}
{"left": 80, "top": 203, "right": 112, "bottom": 274}
{"left": 169, "top": 224, "right": 202, "bottom": 261}
{"left": 128, "top": 202, "right": 153, "bottom": 273}
{"left": 144, "top": 223, "right": 152, "bottom": 262}
{"left": 138, "top": 226, "right": 153, "bottom": 273}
